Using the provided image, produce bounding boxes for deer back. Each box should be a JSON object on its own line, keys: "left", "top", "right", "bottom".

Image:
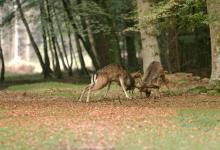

{"left": 96, "top": 64, "right": 135, "bottom": 90}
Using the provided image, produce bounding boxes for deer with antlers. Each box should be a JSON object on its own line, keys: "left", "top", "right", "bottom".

{"left": 137, "top": 61, "right": 169, "bottom": 97}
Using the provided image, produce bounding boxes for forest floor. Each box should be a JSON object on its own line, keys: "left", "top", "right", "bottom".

{"left": 1, "top": 73, "right": 220, "bottom": 149}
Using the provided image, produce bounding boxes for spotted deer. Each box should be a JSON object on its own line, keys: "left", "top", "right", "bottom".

{"left": 137, "top": 61, "right": 169, "bottom": 97}
{"left": 79, "top": 64, "right": 135, "bottom": 102}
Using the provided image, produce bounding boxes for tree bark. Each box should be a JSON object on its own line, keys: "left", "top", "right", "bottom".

{"left": 136, "top": 0, "right": 161, "bottom": 75}
{"left": 207, "top": 0, "right": 220, "bottom": 80}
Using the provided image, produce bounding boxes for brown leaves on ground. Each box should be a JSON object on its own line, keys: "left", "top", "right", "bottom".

{"left": 1, "top": 89, "right": 220, "bottom": 148}
{"left": 0, "top": 73, "right": 219, "bottom": 148}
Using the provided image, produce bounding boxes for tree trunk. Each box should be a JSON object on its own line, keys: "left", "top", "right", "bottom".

{"left": 53, "top": 3, "right": 70, "bottom": 70}
{"left": 94, "top": 33, "right": 110, "bottom": 67}
{"left": 46, "top": 27, "right": 55, "bottom": 69}
{"left": 66, "top": 22, "right": 79, "bottom": 72}
{"left": 0, "top": 7, "right": 5, "bottom": 81}
{"left": 158, "top": 30, "right": 172, "bottom": 73}
{"left": 108, "top": 20, "right": 122, "bottom": 65}
{"left": 75, "top": 34, "right": 88, "bottom": 74}
{"left": 39, "top": 0, "right": 52, "bottom": 78}
{"left": 85, "top": 19, "right": 101, "bottom": 67}
{"left": 136, "top": 0, "right": 161, "bottom": 74}
{"left": 55, "top": 38, "right": 68, "bottom": 71}
{"left": 62, "top": 0, "right": 99, "bottom": 70}
{"left": 168, "top": 19, "right": 180, "bottom": 72}
{"left": 45, "top": 0, "right": 62, "bottom": 78}
{"left": 207, "top": 0, "right": 220, "bottom": 80}
{"left": 16, "top": 0, "right": 46, "bottom": 75}
{"left": 126, "top": 32, "right": 138, "bottom": 70}
{"left": 0, "top": 45, "right": 4, "bottom": 82}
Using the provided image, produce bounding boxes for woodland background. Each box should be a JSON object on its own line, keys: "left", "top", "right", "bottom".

{"left": 0, "top": 0, "right": 219, "bottom": 81}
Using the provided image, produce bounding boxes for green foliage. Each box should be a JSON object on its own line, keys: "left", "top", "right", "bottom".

{"left": 138, "top": 0, "right": 208, "bottom": 34}
{"left": 187, "top": 86, "right": 208, "bottom": 94}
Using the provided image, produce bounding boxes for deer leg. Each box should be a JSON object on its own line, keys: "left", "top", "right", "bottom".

{"left": 119, "top": 77, "right": 131, "bottom": 99}
{"left": 104, "top": 82, "right": 111, "bottom": 98}
{"left": 86, "top": 76, "right": 109, "bottom": 102}
{"left": 79, "top": 85, "right": 90, "bottom": 102}
{"left": 86, "top": 84, "right": 93, "bottom": 103}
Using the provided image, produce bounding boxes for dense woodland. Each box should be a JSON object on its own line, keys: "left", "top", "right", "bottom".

{"left": 0, "top": 0, "right": 220, "bottom": 81}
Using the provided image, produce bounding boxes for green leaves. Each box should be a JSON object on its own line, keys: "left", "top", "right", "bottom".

{"left": 0, "top": 0, "right": 7, "bottom": 6}
{"left": 138, "top": 0, "right": 208, "bottom": 33}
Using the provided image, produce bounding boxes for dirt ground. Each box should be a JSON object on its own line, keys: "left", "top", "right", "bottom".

{"left": 1, "top": 92, "right": 220, "bottom": 148}
{"left": 1, "top": 73, "right": 220, "bottom": 149}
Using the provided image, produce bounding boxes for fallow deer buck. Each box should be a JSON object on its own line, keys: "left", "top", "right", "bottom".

{"left": 137, "top": 61, "right": 169, "bottom": 97}
{"left": 79, "top": 64, "right": 135, "bottom": 102}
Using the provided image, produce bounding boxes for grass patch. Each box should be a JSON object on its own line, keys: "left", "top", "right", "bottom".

{"left": 5, "top": 73, "right": 43, "bottom": 81}
{"left": 0, "top": 126, "right": 77, "bottom": 150}
{"left": 187, "top": 86, "right": 208, "bottom": 94}
{"left": 176, "top": 108, "right": 220, "bottom": 131}
{"left": 6, "top": 81, "right": 124, "bottom": 100}
{"left": 7, "top": 82, "right": 85, "bottom": 99}
{"left": 116, "top": 108, "right": 220, "bottom": 150}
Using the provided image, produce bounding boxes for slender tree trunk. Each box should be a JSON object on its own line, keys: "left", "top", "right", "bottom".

{"left": 207, "top": 0, "right": 220, "bottom": 81}
{"left": 16, "top": 0, "right": 46, "bottom": 75}
{"left": 0, "top": 7, "right": 5, "bottom": 81}
{"left": 48, "top": 30, "right": 56, "bottom": 69}
{"left": 85, "top": 19, "right": 101, "bottom": 67}
{"left": 45, "top": 0, "right": 62, "bottom": 78}
{"left": 39, "top": 0, "right": 52, "bottom": 78}
{"left": 62, "top": 0, "right": 99, "bottom": 70}
{"left": 126, "top": 32, "right": 138, "bottom": 70}
{"left": 0, "top": 45, "right": 4, "bottom": 82}
{"left": 75, "top": 34, "right": 88, "bottom": 74}
{"left": 52, "top": 3, "right": 70, "bottom": 70}
{"left": 55, "top": 38, "right": 68, "bottom": 70}
{"left": 67, "top": 23, "right": 79, "bottom": 72}
{"left": 136, "top": 0, "right": 161, "bottom": 74}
